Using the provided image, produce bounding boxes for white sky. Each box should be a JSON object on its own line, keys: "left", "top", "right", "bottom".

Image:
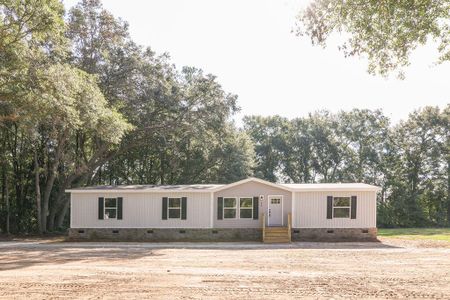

{"left": 64, "top": 0, "right": 449, "bottom": 125}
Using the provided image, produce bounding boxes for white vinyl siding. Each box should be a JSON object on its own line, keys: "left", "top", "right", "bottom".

{"left": 293, "top": 191, "right": 376, "bottom": 228}
{"left": 214, "top": 181, "right": 292, "bottom": 228}
{"left": 71, "top": 192, "right": 211, "bottom": 228}
{"left": 70, "top": 182, "right": 377, "bottom": 230}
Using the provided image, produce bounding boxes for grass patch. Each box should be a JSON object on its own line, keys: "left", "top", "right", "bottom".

{"left": 378, "top": 228, "right": 450, "bottom": 242}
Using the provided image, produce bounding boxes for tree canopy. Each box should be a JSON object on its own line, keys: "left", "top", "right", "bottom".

{"left": 0, "top": 0, "right": 448, "bottom": 233}
{"left": 296, "top": 0, "right": 450, "bottom": 77}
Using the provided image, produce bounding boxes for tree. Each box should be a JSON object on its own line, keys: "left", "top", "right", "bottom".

{"left": 1, "top": 0, "right": 67, "bottom": 233}
{"left": 371, "top": 106, "right": 448, "bottom": 227}
{"left": 243, "top": 115, "right": 289, "bottom": 182}
{"left": 30, "top": 63, "right": 131, "bottom": 232}
{"left": 243, "top": 107, "right": 449, "bottom": 228}
{"left": 1, "top": 0, "right": 131, "bottom": 233}
{"left": 296, "top": 0, "right": 450, "bottom": 77}
{"left": 337, "top": 109, "right": 389, "bottom": 184}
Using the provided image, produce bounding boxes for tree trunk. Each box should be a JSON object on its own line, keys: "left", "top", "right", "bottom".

{"left": 5, "top": 179, "right": 9, "bottom": 234}
{"left": 42, "top": 131, "right": 67, "bottom": 232}
{"left": 447, "top": 158, "right": 450, "bottom": 225}
{"left": 56, "top": 198, "right": 70, "bottom": 229}
{"left": 1, "top": 155, "right": 6, "bottom": 234}
{"left": 34, "top": 150, "right": 42, "bottom": 234}
{"left": 47, "top": 187, "right": 67, "bottom": 231}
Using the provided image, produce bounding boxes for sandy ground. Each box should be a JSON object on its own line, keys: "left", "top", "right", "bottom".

{"left": 0, "top": 238, "right": 449, "bottom": 299}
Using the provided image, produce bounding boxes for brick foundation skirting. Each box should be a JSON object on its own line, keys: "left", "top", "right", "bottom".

{"left": 68, "top": 228, "right": 262, "bottom": 242}
{"left": 69, "top": 227, "right": 377, "bottom": 242}
{"left": 291, "top": 228, "right": 377, "bottom": 241}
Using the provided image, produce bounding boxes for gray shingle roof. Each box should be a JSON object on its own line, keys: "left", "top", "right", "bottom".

{"left": 67, "top": 184, "right": 224, "bottom": 191}
{"left": 66, "top": 179, "right": 380, "bottom": 193}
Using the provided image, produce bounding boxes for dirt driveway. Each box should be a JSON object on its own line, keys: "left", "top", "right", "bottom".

{"left": 0, "top": 239, "right": 449, "bottom": 299}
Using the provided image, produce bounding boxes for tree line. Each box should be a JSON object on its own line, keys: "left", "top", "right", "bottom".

{"left": 244, "top": 109, "right": 449, "bottom": 228}
{"left": 0, "top": 0, "right": 448, "bottom": 234}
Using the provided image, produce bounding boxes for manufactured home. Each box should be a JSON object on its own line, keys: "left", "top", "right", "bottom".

{"left": 66, "top": 177, "right": 380, "bottom": 242}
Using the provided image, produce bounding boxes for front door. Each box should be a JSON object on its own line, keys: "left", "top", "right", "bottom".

{"left": 268, "top": 196, "right": 283, "bottom": 226}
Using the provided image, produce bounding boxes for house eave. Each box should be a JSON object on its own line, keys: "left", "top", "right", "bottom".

{"left": 211, "top": 177, "right": 294, "bottom": 193}
{"left": 65, "top": 189, "right": 217, "bottom": 194}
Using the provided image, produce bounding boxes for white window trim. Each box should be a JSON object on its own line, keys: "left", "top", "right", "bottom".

{"left": 267, "top": 195, "right": 284, "bottom": 226}
{"left": 168, "top": 197, "right": 182, "bottom": 220}
{"left": 332, "top": 196, "right": 351, "bottom": 218}
{"left": 223, "top": 197, "right": 238, "bottom": 219}
{"left": 104, "top": 197, "right": 118, "bottom": 220}
{"left": 239, "top": 196, "right": 254, "bottom": 219}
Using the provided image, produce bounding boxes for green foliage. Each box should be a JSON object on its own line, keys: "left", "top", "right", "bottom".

{"left": 378, "top": 228, "right": 450, "bottom": 242}
{"left": 0, "top": 0, "right": 250, "bottom": 233}
{"left": 296, "top": 0, "right": 450, "bottom": 78}
{"left": 0, "top": 0, "right": 448, "bottom": 234}
{"left": 244, "top": 106, "right": 450, "bottom": 228}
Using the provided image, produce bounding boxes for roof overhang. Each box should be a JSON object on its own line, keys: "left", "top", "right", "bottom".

{"left": 288, "top": 187, "right": 382, "bottom": 192}
{"left": 65, "top": 189, "right": 218, "bottom": 194}
{"left": 65, "top": 189, "right": 218, "bottom": 193}
{"left": 65, "top": 178, "right": 382, "bottom": 194}
{"left": 211, "top": 177, "right": 294, "bottom": 192}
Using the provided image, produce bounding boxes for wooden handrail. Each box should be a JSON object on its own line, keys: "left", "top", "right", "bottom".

{"left": 287, "top": 213, "right": 292, "bottom": 242}
{"left": 261, "top": 212, "right": 265, "bottom": 242}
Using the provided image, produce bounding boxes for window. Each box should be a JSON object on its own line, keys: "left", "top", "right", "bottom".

{"left": 271, "top": 198, "right": 281, "bottom": 204}
{"left": 223, "top": 197, "right": 237, "bottom": 219}
{"left": 104, "top": 198, "right": 117, "bottom": 219}
{"left": 333, "top": 197, "right": 350, "bottom": 218}
{"left": 168, "top": 198, "right": 181, "bottom": 219}
{"left": 239, "top": 197, "right": 253, "bottom": 219}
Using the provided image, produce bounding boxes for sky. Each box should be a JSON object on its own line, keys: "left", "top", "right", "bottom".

{"left": 63, "top": 0, "right": 449, "bottom": 125}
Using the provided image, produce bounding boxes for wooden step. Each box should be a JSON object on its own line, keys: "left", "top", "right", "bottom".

{"left": 265, "top": 228, "right": 289, "bottom": 233}
{"left": 264, "top": 234, "right": 290, "bottom": 238}
{"left": 264, "top": 239, "right": 291, "bottom": 244}
{"left": 263, "top": 226, "right": 291, "bottom": 243}
{"left": 264, "top": 238, "right": 291, "bottom": 243}
{"left": 264, "top": 231, "right": 289, "bottom": 236}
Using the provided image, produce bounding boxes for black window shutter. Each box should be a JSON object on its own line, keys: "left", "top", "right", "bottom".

{"left": 217, "top": 197, "right": 223, "bottom": 220}
{"left": 351, "top": 196, "right": 357, "bottom": 219}
{"left": 253, "top": 196, "right": 259, "bottom": 220}
{"left": 181, "top": 197, "right": 187, "bottom": 220}
{"left": 98, "top": 197, "right": 104, "bottom": 220}
{"left": 162, "top": 197, "right": 168, "bottom": 220}
{"left": 117, "top": 197, "right": 123, "bottom": 220}
{"left": 327, "top": 196, "right": 333, "bottom": 219}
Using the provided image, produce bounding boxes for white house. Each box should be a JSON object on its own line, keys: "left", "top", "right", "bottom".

{"left": 66, "top": 177, "right": 380, "bottom": 242}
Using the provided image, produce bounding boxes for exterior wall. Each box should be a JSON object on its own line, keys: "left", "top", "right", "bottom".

{"left": 69, "top": 181, "right": 378, "bottom": 243}
{"left": 213, "top": 181, "right": 292, "bottom": 228}
{"left": 68, "top": 228, "right": 261, "bottom": 241}
{"left": 293, "top": 191, "right": 377, "bottom": 228}
{"left": 71, "top": 192, "right": 212, "bottom": 228}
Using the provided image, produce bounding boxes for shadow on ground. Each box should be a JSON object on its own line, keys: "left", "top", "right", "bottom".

{"left": 0, "top": 239, "right": 401, "bottom": 271}
{"left": 0, "top": 245, "right": 162, "bottom": 271}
